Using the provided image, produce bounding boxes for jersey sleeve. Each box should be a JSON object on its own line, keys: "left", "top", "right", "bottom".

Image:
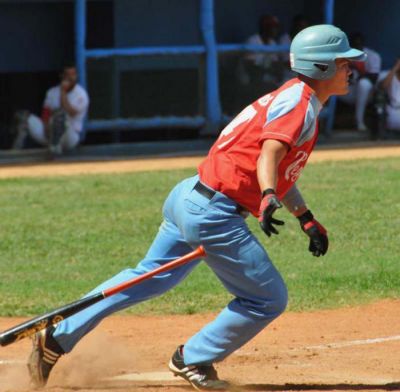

{"left": 259, "top": 86, "right": 307, "bottom": 148}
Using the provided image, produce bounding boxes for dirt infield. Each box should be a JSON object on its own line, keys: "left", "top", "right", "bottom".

{"left": 0, "top": 144, "right": 399, "bottom": 179}
{"left": 0, "top": 145, "right": 399, "bottom": 391}
{"left": 0, "top": 300, "right": 399, "bottom": 392}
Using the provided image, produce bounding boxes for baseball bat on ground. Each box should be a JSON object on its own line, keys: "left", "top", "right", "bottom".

{"left": 0, "top": 246, "right": 206, "bottom": 347}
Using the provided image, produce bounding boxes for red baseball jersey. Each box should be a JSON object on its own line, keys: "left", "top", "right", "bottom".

{"left": 198, "top": 77, "right": 323, "bottom": 216}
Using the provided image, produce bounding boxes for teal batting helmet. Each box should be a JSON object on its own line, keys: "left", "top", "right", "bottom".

{"left": 290, "top": 24, "right": 366, "bottom": 80}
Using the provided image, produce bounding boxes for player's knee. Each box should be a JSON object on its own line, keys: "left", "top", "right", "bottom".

{"left": 253, "top": 278, "right": 288, "bottom": 319}
{"left": 271, "top": 279, "right": 288, "bottom": 316}
{"left": 358, "top": 77, "right": 373, "bottom": 92}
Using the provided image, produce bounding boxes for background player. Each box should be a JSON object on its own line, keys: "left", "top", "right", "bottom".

{"left": 378, "top": 58, "right": 400, "bottom": 131}
{"left": 12, "top": 63, "right": 89, "bottom": 155}
{"left": 27, "top": 25, "right": 365, "bottom": 391}
{"left": 338, "top": 32, "right": 381, "bottom": 131}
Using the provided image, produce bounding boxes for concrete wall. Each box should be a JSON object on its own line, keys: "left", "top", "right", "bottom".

{"left": 0, "top": 0, "right": 399, "bottom": 146}
{"left": 114, "top": 0, "right": 201, "bottom": 46}
{"left": 1, "top": 0, "right": 397, "bottom": 72}
{"left": 0, "top": 1, "right": 74, "bottom": 72}
{"left": 335, "top": 0, "right": 400, "bottom": 69}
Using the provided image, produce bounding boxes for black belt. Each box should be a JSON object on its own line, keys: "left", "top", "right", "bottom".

{"left": 194, "top": 181, "right": 249, "bottom": 218}
{"left": 194, "top": 181, "right": 216, "bottom": 200}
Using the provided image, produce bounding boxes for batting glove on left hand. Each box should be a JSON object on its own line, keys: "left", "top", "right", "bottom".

{"left": 258, "top": 189, "right": 284, "bottom": 237}
{"left": 298, "top": 210, "right": 329, "bottom": 257}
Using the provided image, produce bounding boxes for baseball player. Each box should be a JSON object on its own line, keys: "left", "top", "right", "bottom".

{"left": 338, "top": 32, "right": 381, "bottom": 131}
{"left": 27, "top": 25, "right": 365, "bottom": 390}
{"left": 377, "top": 59, "right": 400, "bottom": 131}
{"left": 12, "top": 63, "right": 89, "bottom": 155}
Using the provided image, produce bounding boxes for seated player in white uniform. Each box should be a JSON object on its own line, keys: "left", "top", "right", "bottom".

{"left": 378, "top": 59, "right": 400, "bottom": 132}
{"left": 339, "top": 32, "right": 382, "bottom": 131}
{"left": 238, "top": 15, "right": 284, "bottom": 89}
{"left": 12, "top": 63, "right": 89, "bottom": 155}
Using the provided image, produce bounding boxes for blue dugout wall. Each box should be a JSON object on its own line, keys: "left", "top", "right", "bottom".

{"left": 76, "top": 0, "right": 335, "bottom": 134}
{"left": 1, "top": 0, "right": 398, "bottom": 137}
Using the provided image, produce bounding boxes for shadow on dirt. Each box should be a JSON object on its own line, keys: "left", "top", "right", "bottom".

{"left": 46, "top": 382, "right": 400, "bottom": 392}
{"left": 239, "top": 382, "right": 400, "bottom": 391}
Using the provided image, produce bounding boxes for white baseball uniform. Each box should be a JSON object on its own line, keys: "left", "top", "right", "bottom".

{"left": 339, "top": 47, "right": 382, "bottom": 130}
{"left": 245, "top": 34, "right": 280, "bottom": 67}
{"left": 378, "top": 70, "right": 400, "bottom": 131}
{"left": 29, "top": 84, "right": 89, "bottom": 150}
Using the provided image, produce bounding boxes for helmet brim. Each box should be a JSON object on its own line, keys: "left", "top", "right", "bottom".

{"left": 336, "top": 48, "right": 366, "bottom": 61}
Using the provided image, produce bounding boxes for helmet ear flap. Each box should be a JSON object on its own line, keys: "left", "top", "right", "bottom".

{"left": 311, "top": 60, "right": 337, "bottom": 80}
{"left": 313, "top": 62, "right": 332, "bottom": 79}
{"left": 313, "top": 63, "right": 329, "bottom": 72}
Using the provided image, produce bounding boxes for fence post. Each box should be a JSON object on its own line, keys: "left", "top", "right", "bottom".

{"left": 75, "top": 0, "right": 87, "bottom": 89}
{"left": 200, "top": 0, "right": 222, "bottom": 135}
{"left": 324, "top": 0, "right": 336, "bottom": 137}
{"left": 324, "top": 0, "right": 335, "bottom": 23}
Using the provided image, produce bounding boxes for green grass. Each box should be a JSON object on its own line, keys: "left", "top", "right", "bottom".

{"left": 0, "top": 158, "right": 399, "bottom": 316}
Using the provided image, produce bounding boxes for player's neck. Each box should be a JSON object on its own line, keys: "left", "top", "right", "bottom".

{"left": 298, "top": 75, "right": 330, "bottom": 105}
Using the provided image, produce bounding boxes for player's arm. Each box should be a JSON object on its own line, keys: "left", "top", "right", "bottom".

{"left": 41, "top": 88, "right": 53, "bottom": 126}
{"left": 256, "top": 139, "right": 288, "bottom": 237}
{"left": 41, "top": 107, "right": 51, "bottom": 125}
{"left": 283, "top": 185, "right": 329, "bottom": 257}
{"left": 281, "top": 184, "right": 308, "bottom": 217}
{"left": 257, "top": 139, "right": 288, "bottom": 191}
{"left": 60, "top": 81, "right": 79, "bottom": 116}
{"left": 381, "top": 59, "right": 400, "bottom": 91}
{"left": 40, "top": 90, "right": 53, "bottom": 137}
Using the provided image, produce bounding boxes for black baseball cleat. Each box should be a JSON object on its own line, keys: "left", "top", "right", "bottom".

{"left": 169, "top": 345, "right": 229, "bottom": 391}
{"left": 27, "top": 327, "right": 64, "bottom": 389}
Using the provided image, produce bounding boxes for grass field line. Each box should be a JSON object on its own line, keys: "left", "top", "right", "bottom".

{"left": 0, "top": 144, "right": 399, "bottom": 179}
{"left": 305, "top": 335, "right": 400, "bottom": 350}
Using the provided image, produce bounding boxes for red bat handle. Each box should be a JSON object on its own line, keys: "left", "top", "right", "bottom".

{"left": 103, "top": 246, "right": 206, "bottom": 297}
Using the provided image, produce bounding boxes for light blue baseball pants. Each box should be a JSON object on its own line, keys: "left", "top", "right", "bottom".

{"left": 53, "top": 175, "right": 288, "bottom": 365}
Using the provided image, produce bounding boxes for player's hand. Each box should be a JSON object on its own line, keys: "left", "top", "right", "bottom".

{"left": 258, "top": 189, "right": 284, "bottom": 237}
{"left": 298, "top": 210, "right": 328, "bottom": 257}
{"left": 61, "top": 79, "right": 71, "bottom": 92}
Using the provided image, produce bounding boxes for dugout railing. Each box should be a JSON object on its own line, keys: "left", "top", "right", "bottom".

{"left": 75, "top": 0, "right": 336, "bottom": 137}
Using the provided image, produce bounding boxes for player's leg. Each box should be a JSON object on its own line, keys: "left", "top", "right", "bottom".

{"left": 48, "top": 109, "right": 67, "bottom": 154}
{"left": 12, "top": 112, "right": 47, "bottom": 149}
{"left": 385, "top": 105, "right": 400, "bottom": 131}
{"left": 53, "top": 218, "right": 198, "bottom": 353}
{"left": 59, "top": 123, "right": 80, "bottom": 152}
{"left": 184, "top": 238, "right": 287, "bottom": 365}
{"left": 355, "top": 77, "right": 374, "bottom": 131}
{"left": 167, "top": 180, "right": 287, "bottom": 389}
{"left": 174, "top": 188, "right": 287, "bottom": 365}
{"left": 11, "top": 110, "right": 30, "bottom": 149}
{"left": 28, "top": 177, "right": 200, "bottom": 387}
{"left": 27, "top": 114, "right": 48, "bottom": 146}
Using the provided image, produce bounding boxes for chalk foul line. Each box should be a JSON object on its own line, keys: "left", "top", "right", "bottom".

{"left": 305, "top": 335, "right": 400, "bottom": 350}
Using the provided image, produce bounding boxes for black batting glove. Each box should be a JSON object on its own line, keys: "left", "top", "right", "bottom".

{"left": 298, "top": 210, "right": 329, "bottom": 257}
{"left": 258, "top": 189, "right": 284, "bottom": 237}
